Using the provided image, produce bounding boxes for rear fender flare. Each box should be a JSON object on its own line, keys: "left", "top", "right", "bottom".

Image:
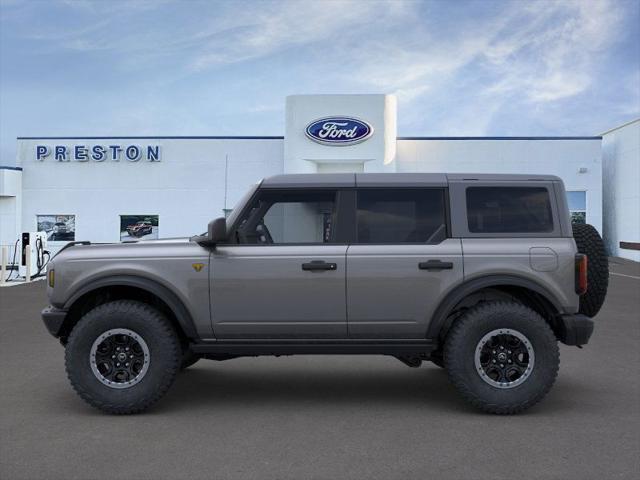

{"left": 426, "top": 274, "right": 563, "bottom": 340}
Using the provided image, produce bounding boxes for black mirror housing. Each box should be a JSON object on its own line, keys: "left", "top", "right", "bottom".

{"left": 193, "top": 217, "right": 226, "bottom": 247}
{"left": 208, "top": 217, "right": 227, "bottom": 244}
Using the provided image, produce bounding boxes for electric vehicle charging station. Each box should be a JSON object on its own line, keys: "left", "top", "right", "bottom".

{"left": 18, "top": 231, "right": 49, "bottom": 280}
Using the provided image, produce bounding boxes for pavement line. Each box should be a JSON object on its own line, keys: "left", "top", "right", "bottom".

{"left": 610, "top": 272, "right": 640, "bottom": 280}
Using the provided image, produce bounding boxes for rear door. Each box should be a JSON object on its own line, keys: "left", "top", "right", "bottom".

{"left": 211, "top": 188, "right": 349, "bottom": 339}
{"left": 346, "top": 187, "right": 463, "bottom": 338}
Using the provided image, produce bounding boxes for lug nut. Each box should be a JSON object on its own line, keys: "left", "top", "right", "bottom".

{"left": 126, "top": 347, "right": 130, "bottom": 351}
{"left": 500, "top": 364, "right": 504, "bottom": 368}
{"left": 116, "top": 363, "right": 120, "bottom": 367}
{"left": 125, "top": 363, "right": 129, "bottom": 367}
{"left": 492, "top": 359, "right": 496, "bottom": 363}
{"left": 111, "top": 355, "right": 115, "bottom": 359}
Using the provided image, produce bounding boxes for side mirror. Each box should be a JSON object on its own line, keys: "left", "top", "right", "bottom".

{"left": 208, "top": 217, "right": 227, "bottom": 244}
{"left": 193, "top": 217, "right": 226, "bottom": 247}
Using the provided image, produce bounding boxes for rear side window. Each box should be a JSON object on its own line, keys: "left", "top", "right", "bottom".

{"left": 466, "top": 187, "right": 553, "bottom": 233}
{"left": 356, "top": 189, "right": 447, "bottom": 243}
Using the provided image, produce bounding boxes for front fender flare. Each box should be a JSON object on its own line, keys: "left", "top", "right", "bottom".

{"left": 63, "top": 274, "right": 198, "bottom": 339}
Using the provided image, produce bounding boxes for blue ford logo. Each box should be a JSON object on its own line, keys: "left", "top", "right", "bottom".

{"left": 305, "top": 116, "right": 374, "bottom": 146}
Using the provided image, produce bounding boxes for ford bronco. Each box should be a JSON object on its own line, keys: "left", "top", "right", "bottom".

{"left": 126, "top": 221, "right": 153, "bottom": 237}
{"left": 42, "top": 173, "right": 608, "bottom": 414}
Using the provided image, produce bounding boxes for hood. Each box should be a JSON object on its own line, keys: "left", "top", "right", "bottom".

{"left": 53, "top": 237, "right": 195, "bottom": 261}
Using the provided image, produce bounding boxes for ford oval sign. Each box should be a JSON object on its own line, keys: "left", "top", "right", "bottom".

{"left": 305, "top": 117, "right": 374, "bottom": 146}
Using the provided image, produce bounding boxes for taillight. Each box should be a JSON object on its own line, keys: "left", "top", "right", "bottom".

{"left": 575, "top": 254, "right": 587, "bottom": 295}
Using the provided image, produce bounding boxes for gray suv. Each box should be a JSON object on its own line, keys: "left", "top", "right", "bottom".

{"left": 42, "top": 173, "right": 608, "bottom": 414}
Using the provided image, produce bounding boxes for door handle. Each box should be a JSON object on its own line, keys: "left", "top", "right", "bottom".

{"left": 418, "top": 260, "right": 454, "bottom": 271}
{"left": 302, "top": 260, "right": 337, "bottom": 272}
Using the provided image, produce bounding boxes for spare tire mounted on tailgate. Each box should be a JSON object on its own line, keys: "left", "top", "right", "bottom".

{"left": 572, "top": 223, "right": 609, "bottom": 317}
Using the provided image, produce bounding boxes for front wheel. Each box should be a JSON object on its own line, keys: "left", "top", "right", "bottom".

{"left": 65, "top": 300, "right": 182, "bottom": 414}
{"left": 444, "top": 301, "right": 559, "bottom": 414}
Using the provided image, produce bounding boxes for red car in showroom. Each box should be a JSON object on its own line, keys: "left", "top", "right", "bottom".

{"left": 126, "top": 221, "right": 153, "bottom": 237}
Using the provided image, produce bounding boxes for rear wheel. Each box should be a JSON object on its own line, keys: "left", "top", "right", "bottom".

{"left": 65, "top": 300, "right": 182, "bottom": 414}
{"left": 444, "top": 301, "right": 559, "bottom": 414}
{"left": 572, "top": 223, "right": 609, "bottom": 317}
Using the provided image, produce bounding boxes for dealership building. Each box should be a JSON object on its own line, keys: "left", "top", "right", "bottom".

{"left": 0, "top": 94, "right": 638, "bottom": 261}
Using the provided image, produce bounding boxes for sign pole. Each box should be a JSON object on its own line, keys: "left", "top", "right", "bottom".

{"left": 0, "top": 246, "right": 6, "bottom": 284}
{"left": 25, "top": 246, "right": 31, "bottom": 283}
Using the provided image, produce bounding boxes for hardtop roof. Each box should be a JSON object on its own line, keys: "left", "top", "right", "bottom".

{"left": 261, "top": 172, "right": 561, "bottom": 188}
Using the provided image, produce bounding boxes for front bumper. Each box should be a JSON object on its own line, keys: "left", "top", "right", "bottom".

{"left": 557, "top": 314, "right": 594, "bottom": 346}
{"left": 42, "top": 306, "right": 68, "bottom": 338}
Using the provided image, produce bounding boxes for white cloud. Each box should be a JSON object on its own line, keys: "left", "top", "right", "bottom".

{"left": 190, "top": 1, "right": 413, "bottom": 70}
{"left": 481, "top": 0, "right": 622, "bottom": 103}
{"left": 345, "top": 0, "right": 626, "bottom": 134}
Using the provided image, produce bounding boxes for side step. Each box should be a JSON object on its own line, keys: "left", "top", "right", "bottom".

{"left": 190, "top": 339, "right": 437, "bottom": 356}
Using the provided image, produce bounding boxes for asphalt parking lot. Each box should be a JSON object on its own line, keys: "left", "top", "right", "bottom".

{"left": 1, "top": 259, "right": 639, "bottom": 480}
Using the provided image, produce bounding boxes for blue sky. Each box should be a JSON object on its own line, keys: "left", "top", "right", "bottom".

{"left": 1, "top": 0, "right": 638, "bottom": 165}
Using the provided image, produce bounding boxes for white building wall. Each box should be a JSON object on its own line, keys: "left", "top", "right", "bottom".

{"left": 602, "top": 120, "right": 640, "bottom": 261}
{"left": 14, "top": 134, "right": 605, "bottom": 255}
{"left": 0, "top": 168, "right": 22, "bottom": 249}
{"left": 396, "top": 138, "right": 603, "bottom": 233}
{"left": 17, "top": 138, "right": 283, "bottom": 254}
{"left": 11, "top": 94, "right": 609, "bottom": 258}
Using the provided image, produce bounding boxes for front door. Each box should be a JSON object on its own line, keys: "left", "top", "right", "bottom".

{"left": 210, "top": 189, "right": 348, "bottom": 339}
{"left": 346, "top": 188, "right": 464, "bottom": 338}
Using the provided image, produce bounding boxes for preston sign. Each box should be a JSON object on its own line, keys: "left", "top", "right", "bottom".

{"left": 305, "top": 117, "right": 373, "bottom": 146}
{"left": 35, "top": 144, "right": 161, "bottom": 162}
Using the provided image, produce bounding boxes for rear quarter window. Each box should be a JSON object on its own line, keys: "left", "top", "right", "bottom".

{"left": 466, "top": 187, "right": 554, "bottom": 233}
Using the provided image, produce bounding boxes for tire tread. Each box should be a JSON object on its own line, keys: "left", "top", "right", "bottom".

{"left": 65, "top": 300, "right": 181, "bottom": 414}
{"left": 444, "top": 301, "right": 559, "bottom": 414}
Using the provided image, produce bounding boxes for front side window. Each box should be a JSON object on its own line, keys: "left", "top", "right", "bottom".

{"left": 356, "top": 189, "right": 447, "bottom": 244}
{"left": 466, "top": 187, "right": 553, "bottom": 233}
{"left": 235, "top": 190, "right": 336, "bottom": 244}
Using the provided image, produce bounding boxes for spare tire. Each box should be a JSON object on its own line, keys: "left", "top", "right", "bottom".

{"left": 572, "top": 223, "right": 609, "bottom": 317}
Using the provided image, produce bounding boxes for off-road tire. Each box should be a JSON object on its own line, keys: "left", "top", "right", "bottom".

{"left": 180, "top": 350, "right": 201, "bottom": 370}
{"left": 572, "top": 223, "right": 609, "bottom": 317}
{"left": 65, "top": 300, "right": 181, "bottom": 414}
{"left": 444, "top": 301, "right": 559, "bottom": 414}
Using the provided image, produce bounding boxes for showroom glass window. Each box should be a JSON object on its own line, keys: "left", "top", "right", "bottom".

{"left": 566, "top": 191, "right": 587, "bottom": 224}
{"left": 36, "top": 215, "right": 76, "bottom": 242}
{"left": 466, "top": 187, "right": 553, "bottom": 233}
{"left": 235, "top": 190, "right": 337, "bottom": 244}
{"left": 356, "top": 189, "right": 447, "bottom": 243}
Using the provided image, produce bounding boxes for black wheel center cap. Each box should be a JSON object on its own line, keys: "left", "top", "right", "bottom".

{"left": 117, "top": 352, "right": 127, "bottom": 362}
{"left": 497, "top": 352, "right": 508, "bottom": 362}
